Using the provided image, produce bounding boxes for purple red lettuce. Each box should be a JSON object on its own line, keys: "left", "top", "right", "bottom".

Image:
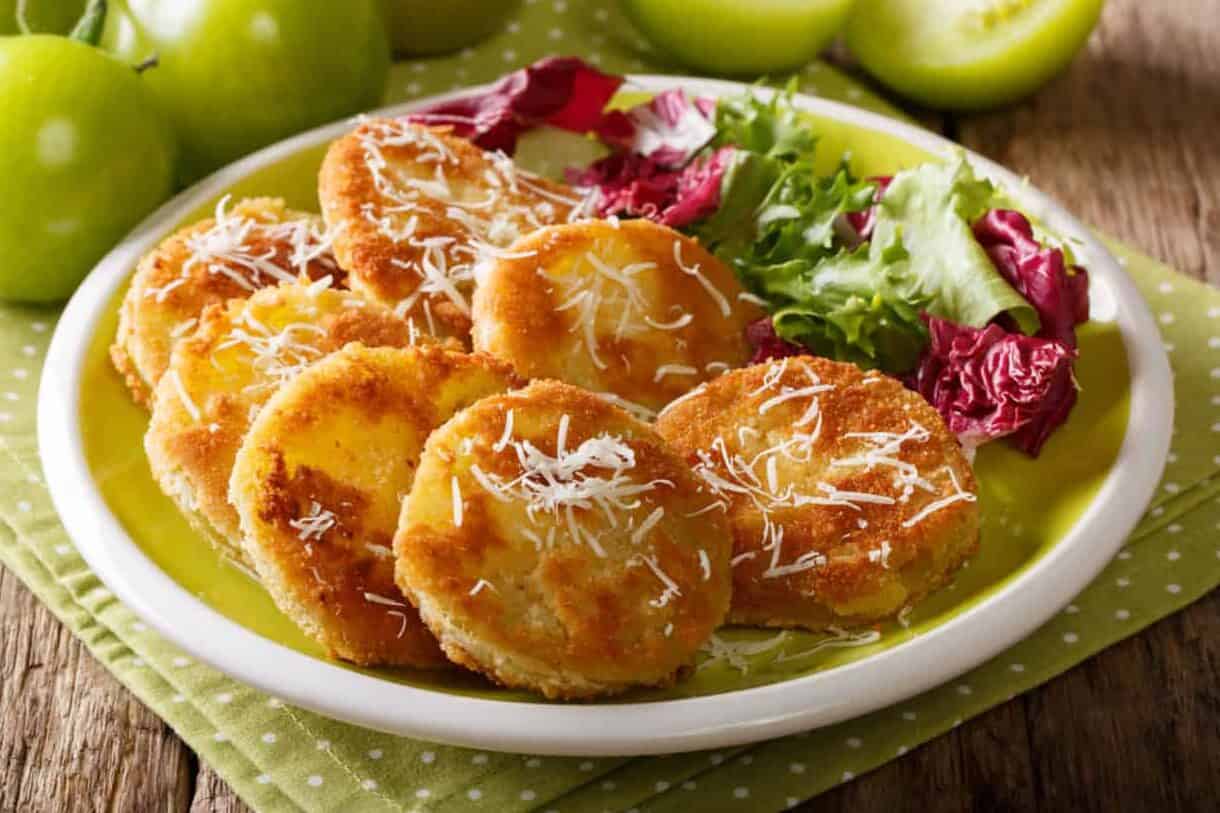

{"left": 907, "top": 316, "right": 1078, "bottom": 456}
{"left": 973, "top": 210, "right": 1090, "bottom": 347}
{"left": 404, "top": 56, "right": 623, "bottom": 154}
{"left": 596, "top": 89, "right": 718, "bottom": 166}
{"left": 567, "top": 146, "right": 733, "bottom": 228}
{"left": 745, "top": 317, "right": 809, "bottom": 364}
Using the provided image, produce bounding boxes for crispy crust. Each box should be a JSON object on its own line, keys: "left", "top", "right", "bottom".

{"left": 655, "top": 357, "right": 981, "bottom": 631}
{"left": 317, "top": 120, "right": 580, "bottom": 339}
{"left": 144, "top": 280, "right": 439, "bottom": 568}
{"left": 471, "top": 219, "right": 763, "bottom": 413}
{"left": 394, "top": 380, "right": 733, "bottom": 699}
{"left": 111, "top": 197, "right": 340, "bottom": 407}
{"left": 230, "top": 344, "right": 519, "bottom": 667}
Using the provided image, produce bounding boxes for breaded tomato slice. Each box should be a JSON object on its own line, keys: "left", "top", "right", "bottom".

{"left": 394, "top": 380, "right": 733, "bottom": 699}
{"left": 471, "top": 219, "right": 763, "bottom": 416}
{"left": 112, "top": 197, "right": 340, "bottom": 406}
{"left": 655, "top": 356, "right": 980, "bottom": 631}
{"left": 145, "top": 278, "right": 443, "bottom": 569}
{"left": 230, "top": 344, "right": 518, "bottom": 668}
{"left": 318, "top": 119, "right": 581, "bottom": 338}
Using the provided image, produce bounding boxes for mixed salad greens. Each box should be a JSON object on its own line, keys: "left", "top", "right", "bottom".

{"left": 409, "top": 58, "right": 1089, "bottom": 457}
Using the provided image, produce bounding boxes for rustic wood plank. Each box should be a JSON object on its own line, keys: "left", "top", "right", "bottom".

{"left": 1023, "top": 592, "right": 1220, "bottom": 812}
{"left": 0, "top": 564, "right": 195, "bottom": 812}
{"left": 191, "top": 763, "right": 252, "bottom": 813}
{"left": 956, "top": 0, "right": 1220, "bottom": 285}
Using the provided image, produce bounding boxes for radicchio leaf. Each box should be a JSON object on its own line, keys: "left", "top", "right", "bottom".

{"left": 566, "top": 146, "right": 733, "bottom": 228}
{"left": 973, "top": 209, "right": 1090, "bottom": 347}
{"left": 596, "top": 89, "right": 718, "bottom": 167}
{"left": 906, "top": 315, "right": 1078, "bottom": 456}
{"left": 404, "top": 56, "right": 623, "bottom": 154}
{"left": 745, "top": 317, "right": 809, "bottom": 364}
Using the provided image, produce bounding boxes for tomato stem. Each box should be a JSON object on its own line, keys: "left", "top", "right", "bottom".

{"left": 134, "top": 53, "right": 160, "bottom": 74}
{"left": 68, "top": 0, "right": 107, "bottom": 46}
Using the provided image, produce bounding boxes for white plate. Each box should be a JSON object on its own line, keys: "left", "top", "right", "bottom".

{"left": 38, "top": 76, "right": 1173, "bottom": 756}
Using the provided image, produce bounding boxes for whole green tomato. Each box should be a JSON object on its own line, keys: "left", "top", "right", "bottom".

{"left": 102, "top": 0, "right": 390, "bottom": 183}
{"left": 621, "top": 0, "right": 857, "bottom": 76}
{"left": 0, "top": 0, "right": 84, "bottom": 35}
{"left": 0, "top": 35, "right": 176, "bottom": 302}
{"left": 380, "top": 0, "right": 519, "bottom": 56}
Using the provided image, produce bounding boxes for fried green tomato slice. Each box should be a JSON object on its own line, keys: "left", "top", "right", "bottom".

{"left": 656, "top": 356, "right": 981, "bottom": 630}
{"left": 395, "top": 380, "right": 734, "bottom": 699}
{"left": 230, "top": 343, "right": 519, "bottom": 668}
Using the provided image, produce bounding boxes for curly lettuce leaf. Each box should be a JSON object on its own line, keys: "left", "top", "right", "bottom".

{"left": 711, "top": 81, "right": 816, "bottom": 161}
{"left": 768, "top": 233, "right": 930, "bottom": 372}
{"left": 871, "top": 159, "right": 1041, "bottom": 335}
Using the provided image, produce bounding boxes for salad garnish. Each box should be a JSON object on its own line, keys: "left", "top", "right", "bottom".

{"left": 408, "top": 58, "right": 1091, "bottom": 456}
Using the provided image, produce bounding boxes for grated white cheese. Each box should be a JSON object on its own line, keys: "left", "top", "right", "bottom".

{"left": 469, "top": 416, "right": 672, "bottom": 557}
{"left": 451, "top": 475, "right": 464, "bottom": 528}
{"left": 166, "top": 369, "right": 201, "bottom": 422}
{"left": 867, "top": 540, "right": 893, "bottom": 569}
{"left": 592, "top": 392, "right": 658, "bottom": 422}
{"left": 630, "top": 507, "right": 665, "bottom": 545}
{"left": 902, "top": 466, "right": 977, "bottom": 528}
{"left": 634, "top": 553, "right": 682, "bottom": 608}
{"left": 363, "top": 591, "right": 406, "bottom": 608}
{"left": 288, "top": 501, "right": 337, "bottom": 542}
{"left": 653, "top": 364, "right": 698, "bottom": 383}
{"left": 672, "top": 240, "right": 731, "bottom": 317}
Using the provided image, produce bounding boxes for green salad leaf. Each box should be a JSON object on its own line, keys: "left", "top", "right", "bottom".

{"left": 696, "top": 153, "right": 927, "bottom": 370}
{"left": 770, "top": 232, "right": 930, "bottom": 372}
{"left": 872, "top": 159, "right": 1040, "bottom": 334}
{"left": 681, "top": 88, "right": 1041, "bottom": 373}
{"left": 711, "top": 81, "right": 816, "bottom": 160}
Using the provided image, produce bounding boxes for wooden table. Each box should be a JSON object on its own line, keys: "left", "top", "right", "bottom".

{"left": 3, "top": 0, "right": 1217, "bottom": 809}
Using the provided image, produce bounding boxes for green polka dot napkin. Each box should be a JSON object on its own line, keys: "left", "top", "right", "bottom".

{"left": 2, "top": 2, "right": 1218, "bottom": 811}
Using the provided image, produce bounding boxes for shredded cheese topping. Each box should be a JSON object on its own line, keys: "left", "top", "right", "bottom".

{"left": 214, "top": 306, "right": 329, "bottom": 394}
{"left": 689, "top": 363, "right": 978, "bottom": 584}
{"left": 699, "top": 627, "right": 882, "bottom": 674}
{"left": 355, "top": 119, "right": 582, "bottom": 318}
{"left": 288, "top": 500, "right": 337, "bottom": 542}
{"left": 149, "top": 196, "right": 337, "bottom": 305}
{"left": 469, "top": 412, "right": 672, "bottom": 559}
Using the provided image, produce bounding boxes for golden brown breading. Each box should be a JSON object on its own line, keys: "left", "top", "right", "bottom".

{"left": 318, "top": 119, "right": 581, "bottom": 338}
{"left": 471, "top": 219, "right": 763, "bottom": 415}
{"left": 230, "top": 344, "right": 519, "bottom": 668}
{"left": 655, "top": 356, "right": 980, "bottom": 631}
{"left": 394, "top": 380, "right": 733, "bottom": 699}
{"left": 111, "top": 197, "right": 341, "bottom": 406}
{"left": 145, "top": 279, "right": 443, "bottom": 568}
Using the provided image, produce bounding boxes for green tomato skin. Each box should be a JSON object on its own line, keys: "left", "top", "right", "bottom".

{"left": 380, "top": 0, "right": 519, "bottom": 56}
{"left": 621, "top": 0, "right": 857, "bottom": 76}
{"left": 0, "top": 35, "right": 176, "bottom": 303}
{"left": 0, "top": 0, "right": 84, "bottom": 35}
{"left": 102, "top": 0, "right": 391, "bottom": 183}
{"left": 846, "top": 0, "right": 1105, "bottom": 111}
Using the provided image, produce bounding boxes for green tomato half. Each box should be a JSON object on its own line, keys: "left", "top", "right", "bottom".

{"left": 846, "top": 0, "right": 1105, "bottom": 110}
{"left": 621, "top": 0, "right": 857, "bottom": 76}
{"left": 0, "top": 35, "right": 176, "bottom": 303}
{"left": 380, "top": 0, "right": 519, "bottom": 56}
{"left": 102, "top": 0, "right": 390, "bottom": 183}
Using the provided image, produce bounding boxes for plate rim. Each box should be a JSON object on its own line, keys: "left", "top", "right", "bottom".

{"left": 38, "top": 75, "right": 1174, "bottom": 756}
